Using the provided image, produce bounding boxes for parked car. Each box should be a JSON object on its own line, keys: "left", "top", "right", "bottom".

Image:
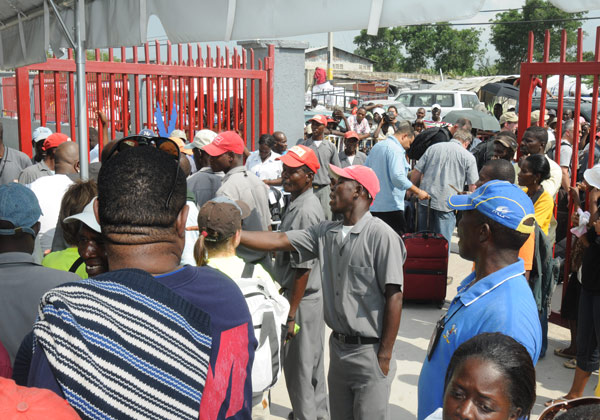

{"left": 375, "top": 90, "right": 481, "bottom": 120}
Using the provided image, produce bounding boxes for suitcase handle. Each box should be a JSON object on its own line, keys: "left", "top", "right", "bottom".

{"left": 416, "top": 198, "right": 432, "bottom": 232}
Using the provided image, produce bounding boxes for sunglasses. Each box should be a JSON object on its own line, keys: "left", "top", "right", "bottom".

{"left": 539, "top": 397, "right": 600, "bottom": 419}
{"left": 106, "top": 135, "right": 182, "bottom": 209}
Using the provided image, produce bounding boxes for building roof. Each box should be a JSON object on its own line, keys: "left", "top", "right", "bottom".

{"left": 305, "top": 46, "right": 375, "bottom": 63}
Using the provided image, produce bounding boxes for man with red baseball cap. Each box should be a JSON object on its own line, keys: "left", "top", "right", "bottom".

{"left": 241, "top": 163, "right": 406, "bottom": 420}
{"left": 203, "top": 131, "right": 273, "bottom": 272}
{"left": 299, "top": 115, "right": 341, "bottom": 220}
{"left": 339, "top": 131, "right": 367, "bottom": 168}
{"left": 18, "top": 133, "right": 70, "bottom": 185}
{"left": 273, "top": 145, "right": 328, "bottom": 419}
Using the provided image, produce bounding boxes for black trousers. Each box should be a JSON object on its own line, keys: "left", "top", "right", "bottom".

{"left": 371, "top": 210, "right": 407, "bottom": 236}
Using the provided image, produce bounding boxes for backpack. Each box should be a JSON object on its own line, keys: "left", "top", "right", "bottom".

{"left": 406, "top": 126, "right": 452, "bottom": 160}
{"left": 237, "top": 265, "right": 289, "bottom": 393}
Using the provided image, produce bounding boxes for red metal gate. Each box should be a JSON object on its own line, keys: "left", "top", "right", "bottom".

{"left": 10, "top": 40, "right": 274, "bottom": 157}
{"left": 518, "top": 27, "right": 599, "bottom": 326}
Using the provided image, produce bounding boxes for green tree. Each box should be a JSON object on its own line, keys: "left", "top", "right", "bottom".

{"left": 354, "top": 25, "right": 482, "bottom": 74}
{"left": 354, "top": 27, "right": 404, "bottom": 72}
{"left": 490, "top": 0, "right": 584, "bottom": 73}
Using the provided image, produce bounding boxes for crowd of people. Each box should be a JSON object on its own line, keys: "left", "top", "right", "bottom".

{"left": 0, "top": 96, "right": 599, "bottom": 420}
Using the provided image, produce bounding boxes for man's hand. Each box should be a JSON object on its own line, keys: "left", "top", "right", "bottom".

{"left": 595, "top": 220, "right": 600, "bottom": 235}
{"left": 569, "top": 186, "right": 582, "bottom": 209}
{"left": 97, "top": 110, "right": 108, "bottom": 124}
{"left": 286, "top": 319, "right": 297, "bottom": 340}
{"left": 571, "top": 211, "right": 580, "bottom": 226}
{"left": 377, "top": 353, "right": 390, "bottom": 376}
{"left": 416, "top": 189, "right": 430, "bottom": 200}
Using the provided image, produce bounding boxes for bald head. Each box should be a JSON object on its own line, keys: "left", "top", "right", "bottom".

{"left": 272, "top": 131, "right": 288, "bottom": 154}
{"left": 54, "top": 141, "right": 80, "bottom": 174}
{"left": 179, "top": 155, "right": 191, "bottom": 178}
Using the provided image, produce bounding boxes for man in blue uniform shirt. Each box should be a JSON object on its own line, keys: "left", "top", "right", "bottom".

{"left": 417, "top": 180, "right": 542, "bottom": 420}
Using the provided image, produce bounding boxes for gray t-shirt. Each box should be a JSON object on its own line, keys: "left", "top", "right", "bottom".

{"left": 338, "top": 150, "right": 367, "bottom": 168}
{"left": 18, "top": 160, "right": 53, "bottom": 185}
{"left": 297, "top": 138, "right": 341, "bottom": 185}
{"left": 217, "top": 166, "right": 272, "bottom": 263}
{"left": 0, "top": 252, "right": 80, "bottom": 363}
{"left": 558, "top": 140, "right": 573, "bottom": 171}
{"left": 415, "top": 139, "right": 478, "bottom": 212}
{"left": 274, "top": 188, "right": 324, "bottom": 293}
{"left": 0, "top": 147, "right": 32, "bottom": 185}
{"left": 286, "top": 212, "right": 405, "bottom": 338}
{"left": 186, "top": 167, "right": 223, "bottom": 209}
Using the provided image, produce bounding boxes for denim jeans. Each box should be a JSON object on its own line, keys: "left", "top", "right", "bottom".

{"left": 417, "top": 204, "right": 456, "bottom": 254}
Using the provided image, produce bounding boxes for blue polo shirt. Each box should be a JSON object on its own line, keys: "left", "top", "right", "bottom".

{"left": 417, "top": 259, "right": 542, "bottom": 420}
{"left": 365, "top": 135, "right": 413, "bottom": 212}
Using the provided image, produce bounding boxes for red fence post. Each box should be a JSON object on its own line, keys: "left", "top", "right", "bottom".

{"left": 15, "top": 67, "right": 32, "bottom": 156}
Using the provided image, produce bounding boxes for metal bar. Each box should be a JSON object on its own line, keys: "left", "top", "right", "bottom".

{"left": 538, "top": 30, "right": 550, "bottom": 127}
{"left": 121, "top": 46, "right": 128, "bottom": 137}
{"left": 39, "top": 72, "right": 46, "bottom": 126}
{"left": 26, "top": 58, "right": 268, "bottom": 79}
{"left": 216, "top": 46, "right": 222, "bottom": 131}
{"left": 587, "top": 27, "right": 600, "bottom": 208}
{"left": 233, "top": 50, "right": 239, "bottom": 132}
{"left": 516, "top": 32, "right": 534, "bottom": 151}
{"left": 109, "top": 48, "right": 116, "bottom": 139}
{"left": 68, "top": 50, "right": 76, "bottom": 142}
{"left": 47, "top": 0, "right": 76, "bottom": 49}
{"left": 259, "top": 60, "right": 266, "bottom": 136}
{"left": 243, "top": 48, "right": 248, "bottom": 143}
{"left": 225, "top": 47, "right": 231, "bottom": 131}
{"left": 74, "top": 0, "right": 88, "bottom": 179}
{"left": 267, "top": 44, "right": 275, "bottom": 133}
{"left": 15, "top": 67, "right": 32, "bottom": 156}
{"left": 53, "top": 71, "right": 62, "bottom": 132}
{"left": 133, "top": 46, "right": 140, "bottom": 133}
{"left": 207, "top": 46, "right": 213, "bottom": 132}
{"left": 250, "top": 49, "right": 255, "bottom": 150}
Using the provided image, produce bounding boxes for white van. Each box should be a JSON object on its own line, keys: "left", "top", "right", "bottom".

{"left": 391, "top": 90, "right": 481, "bottom": 120}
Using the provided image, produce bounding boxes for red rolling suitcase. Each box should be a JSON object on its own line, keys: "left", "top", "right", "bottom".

{"left": 401, "top": 199, "right": 448, "bottom": 307}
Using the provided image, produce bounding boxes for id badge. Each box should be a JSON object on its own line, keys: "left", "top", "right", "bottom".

{"left": 427, "top": 314, "right": 446, "bottom": 361}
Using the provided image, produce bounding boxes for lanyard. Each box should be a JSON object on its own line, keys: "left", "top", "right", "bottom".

{"left": 427, "top": 300, "right": 465, "bottom": 361}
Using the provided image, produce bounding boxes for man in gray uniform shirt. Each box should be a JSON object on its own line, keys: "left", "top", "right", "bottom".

{"left": 299, "top": 115, "right": 341, "bottom": 220}
{"left": 241, "top": 164, "right": 405, "bottom": 420}
{"left": 203, "top": 131, "right": 273, "bottom": 272}
{"left": 185, "top": 129, "right": 223, "bottom": 208}
{"left": 0, "top": 183, "right": 79, "bottom": 363}
{"left": 275, "top": 145, "right": 328, "bottom": 420}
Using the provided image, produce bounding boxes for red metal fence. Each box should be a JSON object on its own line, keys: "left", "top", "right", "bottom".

{"left": 6, "top": 40, "right": 274, "bottom": 157}
{"left": 517, "top": 27, "right": 599, "bottom": 326}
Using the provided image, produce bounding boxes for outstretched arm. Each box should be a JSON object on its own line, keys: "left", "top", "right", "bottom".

{"left": 240, "top": 230, "right": 294, "bottom": 252}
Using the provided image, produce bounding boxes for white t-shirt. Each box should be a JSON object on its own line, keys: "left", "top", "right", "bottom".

{"left": 245, "top": 150, "right": 283, "bottom": 181}
{"left": 181, "top": 201, "right": 199, "bottom": 266}
{"left": 340, "top": 225, "right": 354, "bottom": 240}
{"left": 28, "top": 174, "right": 75, "bottom": 252}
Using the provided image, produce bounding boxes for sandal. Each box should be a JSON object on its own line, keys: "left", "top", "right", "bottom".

{"left": 544, "top": 396, "right": 569, "bottom": 407}
{"left": 554, "top": 347, "right": 576, "bottom": 359}
{"left": 564, "top": 358, "right": 577, "bottom": 369}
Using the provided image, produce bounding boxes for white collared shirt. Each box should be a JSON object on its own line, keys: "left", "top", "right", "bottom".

{"left": 245, "top": 150, "right": 283, "bottom": 181}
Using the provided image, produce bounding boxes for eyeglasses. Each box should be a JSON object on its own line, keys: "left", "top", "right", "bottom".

{"left": 106, "top": 135, "right": 182, "bottom": 209}
{"left": 539, "top": 397, "right": 600, "bottom": 419}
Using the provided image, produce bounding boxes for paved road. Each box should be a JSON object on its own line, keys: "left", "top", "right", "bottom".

{"left": 268, "top": 233, "right": 597, "bottom": 419}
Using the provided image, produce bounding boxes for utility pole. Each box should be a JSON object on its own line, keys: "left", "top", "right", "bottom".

{"left": 327, "top": 32, "right": 333, "bottom": 80}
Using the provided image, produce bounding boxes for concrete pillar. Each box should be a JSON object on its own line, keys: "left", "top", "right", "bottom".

{"left": 238, "top": 39, "right": 309, "bottom": 145}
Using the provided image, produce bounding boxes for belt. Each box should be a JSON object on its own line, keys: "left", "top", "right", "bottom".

{"left": 313, "top": 184, "right": 328, "bottom": 190}
{"left": 332, "top": 331, "right": 379, "bottom": 345}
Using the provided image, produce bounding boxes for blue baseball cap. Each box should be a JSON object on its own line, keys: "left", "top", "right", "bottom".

{"left": 0, "top": 183, "right": 42, "bottom": 237}
{"left": 447, "top": 180, "right": 536, "bottom": 234}
{"left": 137, "top": 128, "right": 156, "bottom": 137}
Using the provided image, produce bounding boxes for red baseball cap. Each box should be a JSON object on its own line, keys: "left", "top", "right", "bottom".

{"left": 42, "top": 133, "right": 70, "bottom": 151}
{"left": 344, "top": 131, "right": 360, "bottom": 140}
{"left": 277, "top": 145, "right": 320, "bottom": 173}
{"left": 326, "top": 117, "right": 337, "bottom": 124}
{"left": 308, "top": 115, "right": 327, "bottom": 126}
{"left": 0, "top": 377, "right": 81, "bottom": 419}
{"left": 202, "top": 131, "right": 245, "bottom": 156}
{"left": 329, "top": 164, "right": 380, "bottom": 201}
{"left": 350, "top": 99, "right": 358, "bottom": 106}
